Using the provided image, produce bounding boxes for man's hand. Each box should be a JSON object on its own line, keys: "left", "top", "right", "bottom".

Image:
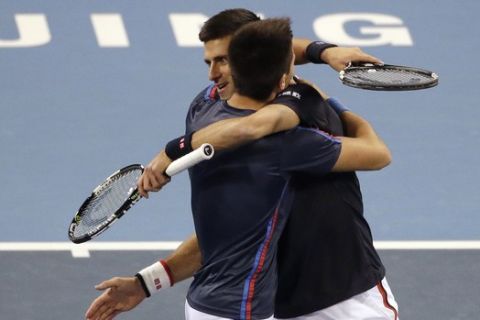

{"left": 137, "top": 149, "right": 172, "bottom": 198}
{"left": 321, "top": 47, "right": 383, "bottom": 71}
{"left": 85, "top": 277, "right": 146, "bottom": 320}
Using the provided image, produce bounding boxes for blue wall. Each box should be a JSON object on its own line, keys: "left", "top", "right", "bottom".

{"left": 1, "top": 1, "right": 478, "bottom": 241}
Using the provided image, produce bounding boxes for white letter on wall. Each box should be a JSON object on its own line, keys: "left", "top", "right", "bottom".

{"left": 0, "top": 14, "right": 51, "bottom": 47}
{"left": 169, "top": 13, "right": 208, "bottom": 47}
{"left": 313, "top": 13, "right": 413, "bottom": 46}
{"left": 91, "top": 13, "right": 129, "bottom": 47}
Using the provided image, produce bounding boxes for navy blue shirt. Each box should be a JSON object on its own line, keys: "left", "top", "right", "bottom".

{"left": 272, "top": 82, "right": 386, "bottom": 318}
{"left": 185, "top": 85, "right": 341, "bottom": 319}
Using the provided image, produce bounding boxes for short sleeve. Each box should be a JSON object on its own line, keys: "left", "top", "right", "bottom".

{"left": 280, "top": 126, "right": 341, "bottom": 176}
{"left": 272, "top": 83, "right": 336, "bottom": 133}
{"left": 185, "top": 85, "right": 220, "bottom": 134}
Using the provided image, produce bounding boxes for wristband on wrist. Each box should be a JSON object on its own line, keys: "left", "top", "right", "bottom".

{"left": 135, "top": 273, "right": 150, "bottom": 297}
{"left": 305, "top": 41, "right": 338, "bottom": 64}
{"left": 165, "top": 132, "right": 194, "bottom": 161}
{"left": 327, "top": 97, "right": 350, "bottom": 115}
{"left": 136, "top": 260, "right": 174, "bottom": 297}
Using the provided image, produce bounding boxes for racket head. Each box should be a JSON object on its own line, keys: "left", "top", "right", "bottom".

{"left": 339, "top": 63, "right": 439, "bottom": 91}
{"left": 68, "top": 164, "right": 144, "bottom": 243}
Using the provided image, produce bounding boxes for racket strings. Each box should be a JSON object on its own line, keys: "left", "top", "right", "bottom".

{"left": 347, "top": 69, "right": 433, "bottom": 86}
{"left": 73, "top": 169, "right": 142, "bottom": 236}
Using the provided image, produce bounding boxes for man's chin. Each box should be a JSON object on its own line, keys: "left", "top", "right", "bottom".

{"left": 218, "top": 89, "right": 233, "bottom": 101}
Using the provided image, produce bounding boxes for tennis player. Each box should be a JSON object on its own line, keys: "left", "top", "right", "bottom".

{"left": 85, "top": 9, "right": 397, "bottom": 320}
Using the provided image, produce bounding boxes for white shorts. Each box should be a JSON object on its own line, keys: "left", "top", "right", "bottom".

{"left": 185, "top": 300, "right": 274, "bottom": 320}
{"left": 275, "top": 278, "right": 399, "bottom": 320}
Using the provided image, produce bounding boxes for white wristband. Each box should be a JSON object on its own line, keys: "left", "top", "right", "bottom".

{"left": 138, "top": 260, "right": 173, "bottom": 296}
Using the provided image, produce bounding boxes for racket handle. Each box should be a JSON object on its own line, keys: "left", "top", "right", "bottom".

{"left": 165, "top": 143, "right": 214, "bottom": 177}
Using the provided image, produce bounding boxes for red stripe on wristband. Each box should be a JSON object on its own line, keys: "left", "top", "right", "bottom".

{"left": 160, "top": 260, "right": 175, "bottom": 287}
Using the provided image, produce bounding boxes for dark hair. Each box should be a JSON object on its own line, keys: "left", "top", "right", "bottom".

{"left": 199, "top": 8, "right": 260, "bottom": 42}
{"left": 228, "top": 18, "right": 293, "bottom": 101}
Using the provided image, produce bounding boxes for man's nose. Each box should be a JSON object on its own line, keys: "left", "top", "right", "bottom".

{"left": 208, "top": 63, "right": 220, "bottom": 81}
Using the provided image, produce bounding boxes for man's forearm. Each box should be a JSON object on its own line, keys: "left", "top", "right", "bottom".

{"left": 336, "top": 111, "right": 392, "bottom": 170}
{"left": 191, "top": 117, "right": 254, "bottom": 150}
{"left": 292, "top": 38, "right": 313, "bottom": 65}
{"left": 164, "top": 234, "right": 202, "bottom": 283}
{"left": 191, "top": 104, "right": 299, "bottom": 150}
{"left": 293, "top": 38, "right": 383, "bottom": 71}
{"left": 292, "top": 38, "right": 337, "bottom": 65}
{"left": 341, "top": 111, "right": 384, "bottom": 142}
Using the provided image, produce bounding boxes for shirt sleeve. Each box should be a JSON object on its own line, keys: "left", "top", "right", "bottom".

{"left": 272, "top": 83, "right": 332, "bottom": 133}
{"left": 185, "top": 85, "right": 219, "bottom": 134}
{"left": 280, "top": 126, "right": 341, "bottom": 176}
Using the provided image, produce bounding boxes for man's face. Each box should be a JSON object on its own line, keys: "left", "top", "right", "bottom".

{"left": 203, "top": 36, "right": 235, "bottom": 100}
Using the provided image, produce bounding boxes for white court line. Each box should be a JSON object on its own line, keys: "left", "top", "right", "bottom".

{"left": 0, "top": 242, "right": 182, "bottom": 258}
{"left": 1, "top": 241, "right": 480, "bottom": 258}
{"left": 374, "top": 241, "right": 480, "bottom": 250}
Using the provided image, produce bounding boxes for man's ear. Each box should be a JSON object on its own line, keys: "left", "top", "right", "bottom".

{"left": 280, "top": 74, "right": 287, "bottom": 90}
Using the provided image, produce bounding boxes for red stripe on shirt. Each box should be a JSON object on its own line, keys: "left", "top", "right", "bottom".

{"left": 244, "top": 208, "right": 279, "bottom": 320}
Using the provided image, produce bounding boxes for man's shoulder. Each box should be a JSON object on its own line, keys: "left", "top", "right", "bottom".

{"left": 192, "top": 84, "right": 220, "bottom": 104}
{"left": 278, "top": 80, "right": 323, "bottom": 101}
{"left": 188, "top": 84, "right": 221, "bottom": 114}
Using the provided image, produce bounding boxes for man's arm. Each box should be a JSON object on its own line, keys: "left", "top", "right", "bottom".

{"left": 191, "top": 101, "right": 390, "bottom": 173}
{"left": 333, "top": 110, "right": 392, "bottom": 171}
{"left": 292, "top": 38, "right": 383, "bottom": 71}
{"left": 137, "top": 105, "right": 298, "bottom": 198}
{"left": 85, "top": 276, "right": 146, "bottom": 320}
{"left": 84, "top": 234, "right": 202, "bottom": 320}
{"left": 191, "top": 104, "right": 299, "bottom": 149}
{"left": 280, "top": 108, "right": 391, "bottom": 177}
{"left": 137, "top": 150, "right": 171, "bottom": 198}
{"left": 139, "top": 95, "right": 389, "bottom": 196}
{"left": 268, "top": 82, "right": 390, "bottom": 172}
{"left": 164, "top": 234, "right": 202, "bottom": 283}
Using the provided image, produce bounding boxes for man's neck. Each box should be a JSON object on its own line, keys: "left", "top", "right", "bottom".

{"left": 227, "top": 92, "right": 276, "bottom": 111}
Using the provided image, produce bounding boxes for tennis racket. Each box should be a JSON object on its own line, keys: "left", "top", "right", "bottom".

{"left": 339, "top": 63, "right": 439, "bottom": 91}
{"left": 68, "top": 143, "right": 214, "bottom": 244}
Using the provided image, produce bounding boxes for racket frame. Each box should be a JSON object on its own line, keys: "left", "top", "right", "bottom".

{"left": 68, "top": 164, "right": 143, "bottom": 244}
{"left": 339, "top": 63, "right": 439, "bottom": 91}
{"left": 68, "top": 143, "right": 215, "bottom": 244}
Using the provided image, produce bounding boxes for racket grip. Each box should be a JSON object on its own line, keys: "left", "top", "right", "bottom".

{"left": 165, "top": 143, "right": 214, "bottom": 177}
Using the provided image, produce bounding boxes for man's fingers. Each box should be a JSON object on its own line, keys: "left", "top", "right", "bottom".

{"left": 137, "top": 175, "right": 145, "bottom": 197}
{"left": 86, "top": 284, "right": 115, "bottom": 318}
{"left": 152, "top": 170, "right": 171, "bottom": 188}
{"left": 357, "top": 53, "right": 384, "bottom": 65}
{"left": 143, "top": 173, "right": 153, "bottom": 191}
{"left": 85, "top": 293, "right": 109, "bottom": 319}
{"left": 91, "top": 303, "right": 112, "bottom": 320}
{"left": 137, "top": 175, "right": 149, "bottom": 199}
{"left": 142, "top": 171, "right": 155, "bottom": 197}
{"left": 95, "top": 278, "right": 119, "bottom": 291}
{"left": 148, "top": 167, "right": 171, "bottom": 189}
{"left": 142, "top": 167, "right": 171, "bottom": 193}
{"left": 98, "top": 305, "right": 116, "bottom": 320}
{"left": 145, "top": 167, "right": 161, "bottom": 189}
{"left": 349, "top": 48, "right": 384, "bottom": 65}
{"left": 85, "top": 300, "right": 102, "bottom": 319}
{"left": 107, "top": 310, "right": 121, "bottom": 320}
